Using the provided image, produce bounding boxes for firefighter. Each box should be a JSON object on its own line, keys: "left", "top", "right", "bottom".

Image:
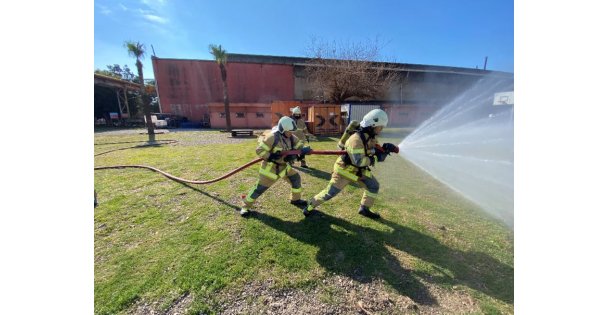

{"left": 290, "top": 106, "right": 314, "bottom": 168}
{"left": 240, "top": 116, "right": 312, "bottom": 217}
{"left": 304, "top": 109, "right": 398, "bottom": 219}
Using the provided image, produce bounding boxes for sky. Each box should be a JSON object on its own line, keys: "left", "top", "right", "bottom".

{"left": 94, "top": 0, "right": 514, "bottom": 79}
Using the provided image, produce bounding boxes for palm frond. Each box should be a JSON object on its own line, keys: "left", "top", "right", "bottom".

{"left": 209, "top": 44, "right": 227, "bottom": 64}
{"left": 124, "top": 41, "right": 146, "bottom": 60}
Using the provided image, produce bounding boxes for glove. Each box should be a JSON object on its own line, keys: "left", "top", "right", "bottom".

{"left": 382, "top": 143, "right": 399, "bottom": 154}
{"left": 372, "top": 144, "right": 387, "bottom": 162}
{"left": 300, "top": 146, "right": 312, "bottom": 155}
{"left": 268, "top": 151, "right": 282, "bottom": 161}
{"left": 295, "top": 146, "right": 311, "bottom": 161}
{"left": 376, "top": 151, "right": 388, "bottom": 162}
{"left": 284, "top": 154, "right": 297, "bottom": 163}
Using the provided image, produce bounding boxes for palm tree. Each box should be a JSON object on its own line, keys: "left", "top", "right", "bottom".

{"left": 124, "top": 40, "right": 155, "bottom": 143}
{"left": 209, "top": 44, "right": 232, "bottom": 132}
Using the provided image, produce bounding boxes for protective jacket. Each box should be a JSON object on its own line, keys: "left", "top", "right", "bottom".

{"left": 292, "top": 117, "right": 312, "bottom": 142}
{"left": 242, "top": 130, "right": 305, "bottom": 209}
{"left": 255, "top": 131, "right": 304, "bottom": 180}
{"left": 334, "top": 130, "right": 378, "bottom": 181}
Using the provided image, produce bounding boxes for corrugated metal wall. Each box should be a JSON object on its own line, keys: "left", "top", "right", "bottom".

{"left": 344, "top": 104, "right": 381, "bottom": 124}
{"left": 342, "top": 104, "right": 441, "bottom": 127}
{"left": 151, "top": 57, "right": 294, "bottom": 125}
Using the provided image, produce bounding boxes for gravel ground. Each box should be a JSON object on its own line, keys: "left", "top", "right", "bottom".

{"left": 95, "top": 128, "right": 222, "bottom": 135}
{"left": 95, "top": 128, "right": 264, "bottom": 145}
{"left": 129, "top": 274, "right": 481, "bottom": 315}
{"left": 214, "top": 275, "right": 480, "bottom": 315}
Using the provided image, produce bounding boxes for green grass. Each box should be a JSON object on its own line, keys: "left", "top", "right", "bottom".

{"left": 94, "top": 129, "right": 513, "bottom": 314}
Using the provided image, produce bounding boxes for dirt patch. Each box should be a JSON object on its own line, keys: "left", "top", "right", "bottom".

{"left": 125, "top": 275, "right": 481, "bottom": 314}
{"left": 165, "top": 293, "right": 193, "bottom": 315}
{"left": 131, "top": 292, "right": 193, "bottom": 315}
{"left": 216, "top": 274, "right": 481, "bottom": 315}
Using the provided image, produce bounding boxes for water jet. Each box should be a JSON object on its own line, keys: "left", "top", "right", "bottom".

{"left": 400, "top": 77, "right": 514, "bottom": 227}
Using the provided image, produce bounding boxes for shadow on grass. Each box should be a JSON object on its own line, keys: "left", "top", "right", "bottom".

{"left": 228, "top": 135, "right": 258, "bottom": 139}
{"left": 94, "top": 143, "right": 168, "bottom": 157}
{"left": 94, "top": 126, "right": 141, "bottom": 134}
{"left": 95, "top": 140, "right": 179, "bottom": 156}
{"left": 292, "top": 166, "right": 360, "bottom": 189}
{"left": 95, "top": 139, "right": 178, "bottom": 146}
{"left": 252, "top": 212, "right": 513, "bottom": 306}
{"left": 178, "top": 182, "right": 241, "bottom": 211}
{"left": 292, "top": 165, "right": 332, "bottom": 182}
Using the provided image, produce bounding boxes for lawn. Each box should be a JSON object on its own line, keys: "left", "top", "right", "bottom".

{"left": 94, "top": 128, "right": 513, "bottom": 314}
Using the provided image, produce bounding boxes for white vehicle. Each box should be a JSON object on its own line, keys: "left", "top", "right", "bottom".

{"left": 144, "top": 114, "right": 168, "bottom": 128}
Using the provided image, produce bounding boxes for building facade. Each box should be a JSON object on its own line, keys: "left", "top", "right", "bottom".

{"left": 151, "top": 54, "right": 513, "bottom": 130}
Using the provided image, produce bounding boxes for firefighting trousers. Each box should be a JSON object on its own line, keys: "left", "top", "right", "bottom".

{"left": 309, "top": 170, "right": 380, "bottom": 208}
{"left": 243, "top": 163, "right": 302, "bottom": 208}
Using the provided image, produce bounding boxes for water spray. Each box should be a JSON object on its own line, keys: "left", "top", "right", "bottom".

{"left": 399, "top": 77, "right": 514, "bottom": 227}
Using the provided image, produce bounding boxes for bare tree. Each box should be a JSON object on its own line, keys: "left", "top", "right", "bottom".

{"left": 304, "top": 38, "right": 398, "bottom": 104}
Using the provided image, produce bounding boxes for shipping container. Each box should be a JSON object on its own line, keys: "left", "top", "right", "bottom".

{"left": 208, "top": 103, "right": 271, "bottom": 128}
{"left": 307, "top": 105, "right": 342, "bottom": 135}
{"left": 270, "top": 101, "right": 311, "bottom": 127}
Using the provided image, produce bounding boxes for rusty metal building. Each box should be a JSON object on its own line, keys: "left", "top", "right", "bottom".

{"left": 151, "top": 53, "right": 513, "bottom": 130}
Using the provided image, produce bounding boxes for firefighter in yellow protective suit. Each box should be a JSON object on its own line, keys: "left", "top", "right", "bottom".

{"left": 290, "top": 106, "right": 314, "bottom": 168}
{"left": 305, "top": 109, "right": 398, "bottom": 219}
{"left": 240, "top": 116, "right": 312, "bottom": 217}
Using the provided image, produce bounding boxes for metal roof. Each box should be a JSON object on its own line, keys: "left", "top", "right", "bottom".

{"left": 94, "top": 73, "right": 141, "bottom": 91}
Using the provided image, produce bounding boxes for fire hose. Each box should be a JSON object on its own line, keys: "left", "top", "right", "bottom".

{"left": 94, "top": 150, "right": 344, "bottom": 185}
{"left": 94, "top": 144, "right": 398, "bottom": 185}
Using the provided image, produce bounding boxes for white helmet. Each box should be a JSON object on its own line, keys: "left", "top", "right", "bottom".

{"left": 291, "top": 106, "right": 302, "bottom": 115}
{"left": 360, "top": 109, "right": 388, "bottom": 128}
{"left": 278, "top": 116, "right": 297, "bottom": 134}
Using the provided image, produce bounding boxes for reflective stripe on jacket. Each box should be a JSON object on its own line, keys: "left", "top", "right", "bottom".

{"left": 334, "top": 131, "right": 377, "bottom": 180}
{"left": 256, "top": 131, "right": 302, "bottom": 178}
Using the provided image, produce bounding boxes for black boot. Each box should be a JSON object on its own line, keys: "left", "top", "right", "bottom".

{"left": 358, "top": 205, "right": 380, "bottom": 219}
{"left": 240, "top": 207, "right": 252, "bottom": 217}
{"left": 302, "top": 200, "right": 315, "bottom": 217}
{"left": 300, "top": 160, "right": 309, "bottom": 168}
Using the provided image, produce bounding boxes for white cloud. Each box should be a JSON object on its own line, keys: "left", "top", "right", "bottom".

{"left": 119, "top": 3, "right": 128, "bottom": 11}
{"left": 137, "top": 8, "right": 154, "bottom": 15}
{"left": 97, "top": 4, "right": 111, "bottom": 15}
{"left": 143, "top": 14, "right": 168, "bottom": 24}
{"left": 140, "top": 0, "right": 166, "bottom": 8}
